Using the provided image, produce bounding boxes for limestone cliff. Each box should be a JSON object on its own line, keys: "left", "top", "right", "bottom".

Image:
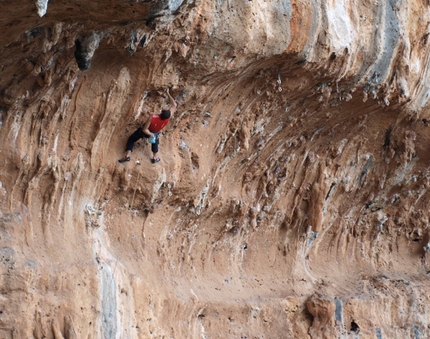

{"left": 1, "top": 0, "right": 430, "bottom": 338}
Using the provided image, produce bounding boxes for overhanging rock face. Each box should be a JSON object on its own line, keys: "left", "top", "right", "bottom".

{"left": 1, "top": 1, "right": 430, "bottom": 337}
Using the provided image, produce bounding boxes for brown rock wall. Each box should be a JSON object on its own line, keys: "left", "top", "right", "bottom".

{"left": 1, "top": 0, "right": 430, "bottom": 337}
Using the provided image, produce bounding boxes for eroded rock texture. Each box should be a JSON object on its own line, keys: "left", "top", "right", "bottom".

{"left": 1, "top": 0, "right": 430, "bottom": 338}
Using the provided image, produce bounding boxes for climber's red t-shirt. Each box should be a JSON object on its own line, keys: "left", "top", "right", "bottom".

{"left": 149, "top": 115, "right": 170, "bottom": 133}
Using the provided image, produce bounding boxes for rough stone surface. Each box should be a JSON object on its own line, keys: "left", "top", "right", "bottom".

{"left": 1, "top": 0, "right": 430, "bottom": 337}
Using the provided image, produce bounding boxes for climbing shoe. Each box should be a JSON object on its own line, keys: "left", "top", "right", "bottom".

{"left": 118, "top": 157, "right": 130, "bottom": 163}
{"left": 151, "top": 158, "right": 160, "bottom": 164}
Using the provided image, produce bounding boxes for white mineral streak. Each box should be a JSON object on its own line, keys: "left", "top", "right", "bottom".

{"left": 168, "top": 0, "right": 185, "bottom": 12}
{"left": 35, "top": 0, "right": 48, "bottom": 17}
{"left": 326, "top": 0, "right": 353, "bottom": 53}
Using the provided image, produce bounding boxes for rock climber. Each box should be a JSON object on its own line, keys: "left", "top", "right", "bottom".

{"left": 118, "top": 88, "right": 177, "bottom": 164}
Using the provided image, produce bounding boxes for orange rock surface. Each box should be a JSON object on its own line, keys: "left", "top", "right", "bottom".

{"left": 1, "top": 0, "right": 430, "bottom": 337}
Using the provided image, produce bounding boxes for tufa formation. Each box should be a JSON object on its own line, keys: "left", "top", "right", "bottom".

{"left": 1, "top": 0, "right": 430, "bottom": 338}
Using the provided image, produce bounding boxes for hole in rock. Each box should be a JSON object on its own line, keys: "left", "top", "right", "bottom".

{"left": 229, "top": 226, "right": 239, "bottom": 235}
{"left": 29, "top": 27, "right": 41, "bottom": 38}
{"left": 351, "top": 321, "right": 360, "bottom": 332}
{"left": 383, "top": 126, "right": 393, "bottom": 149}
{"left": 139, "top": 34, "right": 146, "bottom": 47}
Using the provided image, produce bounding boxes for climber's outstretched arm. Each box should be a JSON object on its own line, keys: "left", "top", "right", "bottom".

{"left": 166, "top": 88, "right": 177, "bottom": 115}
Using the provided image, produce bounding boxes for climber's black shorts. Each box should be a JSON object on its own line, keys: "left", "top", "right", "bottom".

{"left": 126, "top": 128, "right": 159, "bottom": 153}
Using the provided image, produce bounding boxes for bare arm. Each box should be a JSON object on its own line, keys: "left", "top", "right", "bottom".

{"left": 166, "top": 88, "right": 177, "bottom": 115}
{"left": 142, "top": 116, "right": 154, "bottom": 137}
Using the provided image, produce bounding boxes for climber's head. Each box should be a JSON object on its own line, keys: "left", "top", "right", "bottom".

{"left": 160, "top": 110, "right": 171, "bottom": 120}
